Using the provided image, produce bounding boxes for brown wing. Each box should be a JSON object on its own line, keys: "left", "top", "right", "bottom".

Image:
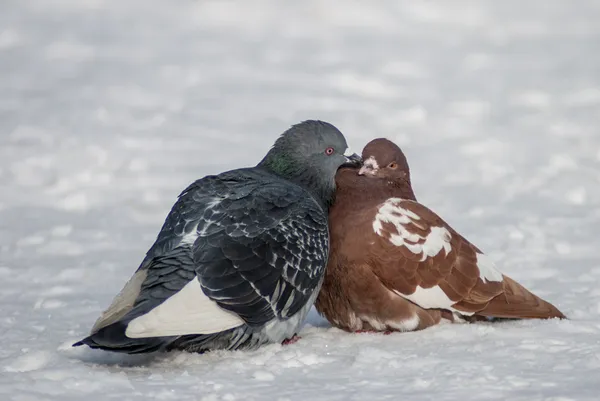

{"left": 367, "top": 198, "right": 565, "bottom": 319}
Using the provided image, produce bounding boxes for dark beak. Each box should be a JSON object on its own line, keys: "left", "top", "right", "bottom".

{"left": 341, "top": 153, "right": 362, "bottom": 168}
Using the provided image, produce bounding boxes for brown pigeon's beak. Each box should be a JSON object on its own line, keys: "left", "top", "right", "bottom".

{"left": 358, "top": 164, "right": 376, "bottom": 176}
{"left": 358, "top": 156, "right": 379, "bottom": 176}
{"left": 341, "top": 152, "right": 362, "bottom": 168}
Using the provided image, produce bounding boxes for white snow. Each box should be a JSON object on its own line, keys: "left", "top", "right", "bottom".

{"left": 1, "top": 0, "right": 600, "bottom": 400}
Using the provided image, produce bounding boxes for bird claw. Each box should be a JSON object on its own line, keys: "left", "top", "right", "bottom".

{"left": 282, "top": 335, "right": 301, "bottom": 346}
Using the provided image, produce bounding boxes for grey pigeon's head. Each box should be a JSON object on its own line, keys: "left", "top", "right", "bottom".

{"left": 258, "top": 120, "right": 361, "bottom": 207}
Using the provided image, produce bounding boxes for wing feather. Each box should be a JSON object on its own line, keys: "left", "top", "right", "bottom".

{"left": 369, "top": 197, "right": 503, "bottom": 315}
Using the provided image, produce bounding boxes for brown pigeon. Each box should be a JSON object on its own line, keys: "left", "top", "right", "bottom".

{"left": 316, "top": 138, "right": 565, "bottom": 333}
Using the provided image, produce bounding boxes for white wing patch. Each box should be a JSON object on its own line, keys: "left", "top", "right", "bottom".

{"left": 394, "top": 287, "right": 474, "bottom": 316}
{"left": 475, "top": 252, "right": 503, "bottom": 283}
{"left": 373, "top": 198, "right": 452, "bottom": 261}
{"left": 125, "top": 277, "right": 244, "bottom": 338}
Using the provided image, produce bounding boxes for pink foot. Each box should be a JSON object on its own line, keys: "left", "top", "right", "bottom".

{"left": 282, "top": 335, "right": 301, "bottom": 345}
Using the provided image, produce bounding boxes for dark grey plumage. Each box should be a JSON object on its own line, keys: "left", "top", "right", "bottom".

{"left": 74, "top": 120, "right": 361, "bottom": 354}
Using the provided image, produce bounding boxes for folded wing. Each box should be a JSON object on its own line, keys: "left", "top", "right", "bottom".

{"left": 368, "top": 197, "right": 564, "bottom": 319}
{"left": 79, "top": 170, "right": 329, "bottom": 351}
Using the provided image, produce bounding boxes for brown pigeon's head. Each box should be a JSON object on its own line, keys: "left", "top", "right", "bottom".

{"left": 359, "top": 138, "right": 411, "bottom": 183}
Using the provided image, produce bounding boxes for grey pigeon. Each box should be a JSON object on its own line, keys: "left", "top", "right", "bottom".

{"left": 74, "top": 120, "right": 361, "bottom": 354}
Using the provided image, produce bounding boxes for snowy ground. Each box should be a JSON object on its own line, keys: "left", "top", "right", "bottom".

{"left": 2, "top": 0, "right": 600, "bottom": 400}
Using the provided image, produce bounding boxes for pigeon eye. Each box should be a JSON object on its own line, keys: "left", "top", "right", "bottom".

{"left": 325, "top": 147, "right": 335, "bottom": 155}
{"left": 388, "top": 162, "right": 398, "bottom": 169}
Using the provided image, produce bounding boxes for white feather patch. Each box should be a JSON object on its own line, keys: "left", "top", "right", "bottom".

{"left": 373, "top": 198, "right": 452, "bottom": 261}
{"left": 387, "top": 314, "right": 420, "bottom": 332}
{"left": 362, "top": 314, "right": 421, "bottom": 332}
{"left": 179, "top": 225, "right": 199, "bottom": 246}
{"left": 359, "top": 156, "right": 380, "bottom": 175}
{"left": 125, "top": 277, "right": 244, "bottom": 338}
{"left": 475, "top": 252, "right": 504, "bottom": 283}
{"left": 347, "top": 310, "right": 362, "bottom": 331}
{"left": 364, "top": 156, "right": 379, "bottom": 170}
{"left": 360, "top": 315, "right": 387, "bottom": 331}
{"left": 394, "top": 287, "right": 474, "bottom": 316}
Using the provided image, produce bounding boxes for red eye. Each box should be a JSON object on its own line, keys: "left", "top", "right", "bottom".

{"left": 325, "top": 147, "right": 334, "bottom": 155}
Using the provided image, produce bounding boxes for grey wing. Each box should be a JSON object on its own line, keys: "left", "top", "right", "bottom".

{"left": 195, "top": 193, "right": 330, "bottom": 326}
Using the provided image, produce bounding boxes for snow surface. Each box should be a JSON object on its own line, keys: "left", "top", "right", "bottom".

{"left": 2, "top": 0, "right": 600, "bottom": 400}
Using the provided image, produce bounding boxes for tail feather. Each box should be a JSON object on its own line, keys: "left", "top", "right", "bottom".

{"left": 475, "top": 275, "right": 566, "bottom": 319}
{"left": 72, "top": 320, "right": 172, "bottom": 354}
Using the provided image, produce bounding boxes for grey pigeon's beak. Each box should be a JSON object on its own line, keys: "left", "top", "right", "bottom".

{"left": 342, "top": 149, "right": 362, "bottom": 168}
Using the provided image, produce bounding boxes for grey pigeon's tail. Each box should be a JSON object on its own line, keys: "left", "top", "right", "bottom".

{"left": 73, "top": 321, "right": 172, "bottom": 354}
{"left": 74, "top": 323, "right": 262, "bottom": 354}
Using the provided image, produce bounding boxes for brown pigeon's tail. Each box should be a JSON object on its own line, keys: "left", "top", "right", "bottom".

{"left": 475, "top": 275, "right": 566, "bottom": 320}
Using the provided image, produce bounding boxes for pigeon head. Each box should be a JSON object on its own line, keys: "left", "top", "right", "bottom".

{"left": 358, "top": 138, "right": 411, "bottom": 184}
{"left": 258, "top": 120, "right": 361, "bottom": 207}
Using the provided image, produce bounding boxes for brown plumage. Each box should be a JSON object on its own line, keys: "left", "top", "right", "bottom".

{"left": 316, "top": 138, "right": 565, "bottom": 333}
